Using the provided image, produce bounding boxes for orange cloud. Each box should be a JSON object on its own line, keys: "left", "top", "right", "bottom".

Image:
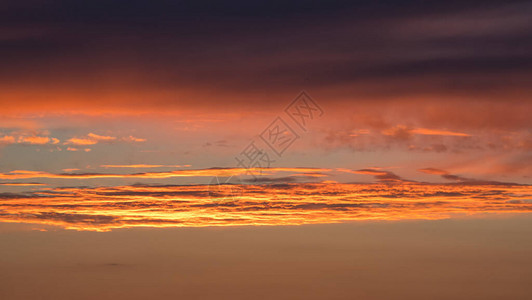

{"left": 418, "top": 168, "right": 449, "bottom": 175}
{"left": 101, "top": 164, "right": 188, "bottom": 168}
{"left": 65, "top": 133, "right": 145, "bottom": 145}
{"left": 87, "top": 133, "right": 116, "bottom": 141}
{"left": 410, "top": 128, "right": 471, "bottom": 137}
{"left": 122, "top": 135, "right": 146, "bottom": 142}
{"left": 0, "top": 135, "right": 16, "bottom": 144}
{"left": 0, "top": 182, "right": 46, "bottom": 186}
{"left": 417, "top": 167, "right": 517, "bottom": 185}
{"left": 0, "top": 167, "right": 329, "bottom": 180}
{"left": 339, "top": 168, "right": 407, "bottom": 183}
{"left": 65, "top": 138, "right": 97, "bottom": 146}
{"left": 381, "top": 126, "right": 471, "bottom": 138}
{"left": 0, "top": 135, "right": 59, "bottom": 145}
{"left": 66, "top": 147, "right": 91, "bottom": 152}
{"left": 17, "top": 136, "right": 59, "bottom": 145}
{"left": 0, "top": 182, "right": 529, "bottom": 231}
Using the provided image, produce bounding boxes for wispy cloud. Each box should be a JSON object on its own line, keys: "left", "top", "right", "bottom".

{"left": 338, "top": 168, "right": 409, "bottom": 183}
{"left": 0, "top": 167, "right": 328, "bottom": 180}
{"left": 409, "top": 128, "right": 471, "bottom": 137}
{"left": 65, "top": 133, "right": 145, "bottom": 146}
{"left": 100, "top": 164, "right": 189, "bottom": 168}
{"left": 418, "top": 167, "right": 517, "bottom": 185}
{"left": 122, "top": 136, "right": 146, "bottom": 142}
{"left": 0, "top": 182, "right": 46, "bottom": 186}
{"left": 66, "top": 147, "right": 91, "bottom": 152}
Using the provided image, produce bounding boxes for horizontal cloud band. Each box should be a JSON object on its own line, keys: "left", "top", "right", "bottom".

{"left": 0, "top": 182, "right": 530, "bottom": 231}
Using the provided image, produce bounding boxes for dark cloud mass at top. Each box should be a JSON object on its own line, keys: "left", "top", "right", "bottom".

{"left": 1, "top": 0, "right": 531, "bottom": 112}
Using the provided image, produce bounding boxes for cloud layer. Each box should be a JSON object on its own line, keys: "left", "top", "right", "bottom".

{"left": 0, "top": 181, "right": 530, "bottom": 231}
{"left": 0, "top": 1, "right": 531, "bottom": 114}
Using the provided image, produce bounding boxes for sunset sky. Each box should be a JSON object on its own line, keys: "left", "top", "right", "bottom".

{"left": 1, "top": 1, "right": 531, "bottom": 299}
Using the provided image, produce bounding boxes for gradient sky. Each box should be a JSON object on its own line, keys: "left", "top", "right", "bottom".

{"left": 1, "top": 0, "right": 531, "bottom": 228}
{"left": 2, "top": 1, "right": 532, "bottom": 300}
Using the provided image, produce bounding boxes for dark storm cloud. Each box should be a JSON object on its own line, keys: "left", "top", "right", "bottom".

{"left": 1, "top": 0, "right": 531, "bottom": 111}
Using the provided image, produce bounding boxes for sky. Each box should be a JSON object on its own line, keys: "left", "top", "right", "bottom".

{"left": 2, "top": 217, "right": 532, "bottom": 299}
{"left": 1, "top": 1, "right": 532, "bottom": 299}
{"left": 1, "top": 0, "right": 531, "bottom": 231}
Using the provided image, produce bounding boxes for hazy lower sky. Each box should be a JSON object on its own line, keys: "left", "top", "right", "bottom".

{"left": 2, "top": 217, "right": 532, "bottom": 300}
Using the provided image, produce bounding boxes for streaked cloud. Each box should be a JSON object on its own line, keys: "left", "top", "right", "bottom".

{"left": 1, "top": 1, "right": 531, "bottom": 116}
{"left": 418, "top": 167, "right": 515, "bottom": 185}
{"left": 382, "top": 126, "right": 471, "bottom": 138}
{"left": 0, "top": 181, "right": 529, "bottom": 231}
{"left": 0, "top": 0, "right": 530, "bottom": 234}
{"left": 340, "top": 168, "right": 409, "bottom": 183}
{"left": 0, "top": 182, "right": 46, "bottom": 186}
{"left": 418, "top": 168, "right": 449, "bottom": 175}
{"left": 0, "top": 167, "right": 328, "bottom": 180}
{"left": 100, "top": 164, "right": 189, "bottom": 168}
{"left": 410, "top": 128, "right": 471, "bottom": 137}
{"left": 65, "top": 133, "right": 145, "bottom": 146}
{"left": 66, "top": 147, "right": 91, "bottom": 152}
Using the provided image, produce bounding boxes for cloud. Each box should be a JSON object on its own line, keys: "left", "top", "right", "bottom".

{"left": 410, "top": 128, "right": 471, "bottom": 137}
{"left": 452, "top": 153, "right": 532, "bottom": 178}
{"left": 0, "top": 182, "right": 46, "bottom": 186}
{"left": 87, "top": 133, "right": 116, "bottom": 141}
{"left": 65, "top": 132, "right": 117, "bottom": 145}
{"left": 66, "top": 147, "right": 91, "bottom": 152}
{"left": 65, "top": 138, "right": 97, "bottom": 146}
{"left": 0, "top": 134, "right": 59, "bottom": 145}
{"left": 65, "top": 133, "right": 145, "bottom": 146}
{"left": 381, "top": 126, "right": 471, "bottom": 138}
{"left": 100, "top": 164, "right": 189, "bottom": 168}
{"left": 0, "top": 167, "right": 329, "bottom": 180}
{"left": 0, "top": 1, "right": 531, "bottom": 116}
{"left": 418, "top": 168, "right": 449, "bottom": 175}
{"left": 418, "top": 167, "right": 520, "bottom": 185}
{"left": 0, "top": 181, "right": 530, "bottom": 231}
{"left": 339, "top": 168, "right": 409, "bottom": 183}
{"left": 121, "top": 136, "right": 146, "bottom": 143}
{"left": 17, "top": 136, "right": 59, "bottom": 145}
{"left": 0, "top": 136, "right": 16, "bottom": 144}
{"left": 419, "top": 167, "right": 472, "bottom": 182}
{"left": 323, "top": 116, "right": 529, "bottom": 154}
